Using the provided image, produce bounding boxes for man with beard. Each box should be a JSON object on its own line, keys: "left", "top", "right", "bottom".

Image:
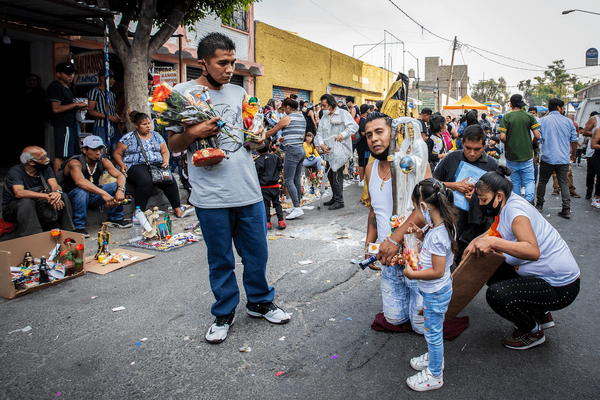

{"left": 2, "top": 146, "right": 74, "bottom": 238}
{"left": 364, "top": 112, "right": 432, "bottom": 332}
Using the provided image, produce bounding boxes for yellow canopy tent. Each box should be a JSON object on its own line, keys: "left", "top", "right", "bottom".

{"left": 443, "top": 95, "right": 487, "bottom": 111}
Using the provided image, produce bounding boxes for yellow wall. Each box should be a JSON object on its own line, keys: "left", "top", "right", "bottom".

{"left": 255, "top": 22, "right": 396, "bottom": 105}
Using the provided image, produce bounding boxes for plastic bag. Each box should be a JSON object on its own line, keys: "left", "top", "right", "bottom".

{"left": 403, "top": 233, "right": 420, "bottom": 271}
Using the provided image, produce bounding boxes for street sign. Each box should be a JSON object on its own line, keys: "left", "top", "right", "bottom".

{"left": 159, "top": 70, "right": 178, "bottom": 87}
{"left": 586, "top": 48, "right": 598, "bottom": 66}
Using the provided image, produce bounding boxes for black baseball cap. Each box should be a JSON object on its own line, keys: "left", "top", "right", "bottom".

{"left": 510, "top": 94, "right": 527, "bottom": 108}
{"left": 360, "top": 104, "right": 370, "bottom": 114}
{"left": 56, "top": 63, "right": 77, "bottom": 74}
{"left": 420, "top": 107, "right": 433, "bottom": 115}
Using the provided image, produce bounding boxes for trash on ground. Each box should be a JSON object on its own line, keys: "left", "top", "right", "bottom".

{"left": 331, "top": 355, "right": 338, "bottom": 359}
{"left": 298, "top": 260, "right": 314, "bottom": 265}
{"left": 300, "top": 270, "right": 308, "bottom": 274}
{"left": 350, "top": 259, "right": 359, "bottom": 264}
{"left": 135, "top": 342, "right": 142, "bottom": 346}
{"left": 302, "top": 206, "right": 315, "bottom": 210}
{"left": 130, "top": 362, "right": 135, "bottom": 365}
{"left": 279, "top": 336, "right": 286, "bottom": 341}
{"left": 329, "top": 318, "right": 335, "bottom": 322}
{"left": 275, "top": 371, "right": 284, "bottom": 376}
{"left": 346, "top": 317, "right": 352, "bottom": 321}
{"left": 140, "top": 337, "right": 148, "bottom": 342}
{"left": 91, "top": 296, "right": 98, "bottom": 299}
{"left": 184, "top": 336, "right": 190, "bottom": 340}
{"left": 267, "top": 236, "right": 278, "bottom": 240}
{"left": 239, "top": 347, "right": 252, "bottom": 352}
{"left": 7, "top": 326, "right": 32, "bottom": 334}
{"left": 112, "top": 306, "right": 126, "bottom": 312}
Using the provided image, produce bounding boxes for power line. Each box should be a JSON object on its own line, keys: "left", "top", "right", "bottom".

{"left": 307, "top": 0, "right": 374, "bottom": 43}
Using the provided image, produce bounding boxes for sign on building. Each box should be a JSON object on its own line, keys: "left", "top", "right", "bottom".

{"left": 159, "top": 70, "right": 178, "bottom": 87}
{"left": 586, "top": 48, "right": 598, "bottom": 67}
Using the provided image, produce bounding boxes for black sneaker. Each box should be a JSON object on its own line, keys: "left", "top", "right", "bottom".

{"left": 247, "top": 302, "right": 291, "bottom": 324}
{"left": 108, "top": 219, "right": 133, "bottom": 228}
{"left": 205, "top": 313, "right": 235, "bottom": 344}
{"left": 75, "top": 228, "right": 90, "bottom": 239}
{"left": 328, "top": 203, "right": 345, "bottom": 210}
{"left": 586, "top": 190, "right": 592, "bottom": 200}
{"left": 323, "top": 199, "right": 335, "bottom": 206}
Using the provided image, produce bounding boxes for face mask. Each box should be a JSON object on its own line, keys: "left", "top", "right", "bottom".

{"left": 322, "top": 110, "right": 330, "bottom": 116}
{"left": 420, "top": 202, "right": 433, "bottom": 232}
{"left": 33, "top": 161, "right": 49, "bottom": 172}
{"left": 479, "top": 193, "right": 502, "bottom": 217}
{"left": 371, "top": 145, "right": 389, "bottom": 161}
{"left": 202, "top": 62, "right": 223, "bottom": 88}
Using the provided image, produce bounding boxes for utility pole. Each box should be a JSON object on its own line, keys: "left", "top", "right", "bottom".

{"left": 446, "top": 36, "right": 457, "bottom": 106}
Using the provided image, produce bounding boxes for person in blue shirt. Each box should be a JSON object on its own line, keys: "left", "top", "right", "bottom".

{"left": 535, "top": 98, "right": 578, "bottom": 219}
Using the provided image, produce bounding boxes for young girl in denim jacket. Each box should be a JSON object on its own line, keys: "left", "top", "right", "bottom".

{"left": 403, "top": 178, "right": 458, "bottom": 392}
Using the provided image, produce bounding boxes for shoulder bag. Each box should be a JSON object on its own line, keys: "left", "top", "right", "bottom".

{"left": 134, "top": 131, "right": 173, "bottom": 185}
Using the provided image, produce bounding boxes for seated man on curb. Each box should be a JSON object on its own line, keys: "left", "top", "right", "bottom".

{"left": 61, "top": 135, "right": 131, "bottom": 237}
{"left": 2, "top": 146, "right": 74, "bottom": 238}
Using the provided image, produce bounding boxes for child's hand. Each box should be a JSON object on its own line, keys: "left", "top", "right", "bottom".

{"left": 406, "top": 222, "right": 424, "bottom": 241}
{"left": 403, "top": 265, "right": 416, "bottom": 279}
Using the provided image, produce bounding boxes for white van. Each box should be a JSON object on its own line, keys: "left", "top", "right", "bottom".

{"left": 574, "top": 97, "right": 600, "bottom": 127}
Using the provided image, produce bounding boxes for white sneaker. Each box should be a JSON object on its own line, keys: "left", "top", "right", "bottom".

{"left": 358, "top": 180, "right": 364, "bottom": 187}
{"left": 410, "top": 352, "right": 444, "bottom": 371}
{"left": 205, "top": 313, "right": 235, "bottom": 344}
{"left": 286, "top": 207, "right": 304, "bottom": 220}
{"left": 247, "top": 302, "right": 291, "bottom": 324}
{"left": 592, "top": 198, "right": 600, "bottom": 209}
{"left": 180, "top": 205, "right": 195, "bottom": 218}
{"left": 406, "top": 367, "right": 443, "bottom": 392}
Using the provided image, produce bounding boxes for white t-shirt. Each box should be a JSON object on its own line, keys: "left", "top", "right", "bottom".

{"left": 417, "top": 225, "right": 453, "bottom": 293}
{"left": 497, "top": 194, "right": 580, "bottom": 286}
{"left": 172, "top": 80, "right": 262, "bottom": 209}
{"left": 368, "top": 159, "right": 393, "bottom": 243}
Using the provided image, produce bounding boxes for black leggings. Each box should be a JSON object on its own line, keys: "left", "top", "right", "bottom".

{"left": 127, "top": 164, "right": 181, "bottom": 211}
{"left": 588, "top": 154, "right": 600, "bottom": 197}
{"left": 486, "top": 262, "right": 580, "bottom": 332}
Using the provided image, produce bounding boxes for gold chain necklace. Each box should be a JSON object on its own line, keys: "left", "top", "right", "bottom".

{"left": 380, "top": 168, "right": 391, "bottom": 190}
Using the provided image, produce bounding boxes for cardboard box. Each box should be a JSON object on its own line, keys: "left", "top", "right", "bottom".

{"left": 0, "top": 231, "right": 87, "bottom": 299}
{"left": 445, "top": 251, "right": 506, "bottom": 321}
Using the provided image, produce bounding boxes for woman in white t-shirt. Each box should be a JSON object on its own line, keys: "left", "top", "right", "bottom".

{"left": 466, "top": 165, "right": 580, "bottom": 350}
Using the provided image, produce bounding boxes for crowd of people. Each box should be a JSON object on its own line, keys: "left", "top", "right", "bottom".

{"left": 1, "top": 29, "right": 595, "bottom": 393}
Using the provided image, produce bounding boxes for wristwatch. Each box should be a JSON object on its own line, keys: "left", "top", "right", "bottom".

{"left": 56, "top": 190, "right": 63, "bottom": 194}
{"left": 117, "top": 185, "right": 125, "bottom": 191}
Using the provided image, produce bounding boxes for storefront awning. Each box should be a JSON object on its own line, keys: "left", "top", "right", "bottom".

{"left": 0, "top": 0, "right": 117, "bottom": 37}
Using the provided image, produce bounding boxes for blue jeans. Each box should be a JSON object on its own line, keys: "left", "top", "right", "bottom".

{"left": 67, "top": 182, "right": 123, "bottom": 229}
{"left": 381, "top": 265, "right": 424, "bottom": 334}
{"left": 302, "top": 156, "right": 324, "bottom": 171}
{"left": 195, "top": 201, "right": 275, "bottom": 317}
{"left": 506, "top": 159, "right": 535, "bottom": 202}
{"left": 421, "top": 283, "right": 453, "bottom": 377}
{"left": 283, "top": 145, "right": 306, "bottom": 207}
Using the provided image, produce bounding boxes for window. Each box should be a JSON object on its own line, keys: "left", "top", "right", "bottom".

{"left": 225, "top": 9, "right": 248, "bottom": 32}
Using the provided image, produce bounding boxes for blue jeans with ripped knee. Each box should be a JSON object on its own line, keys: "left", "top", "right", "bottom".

{"left": 381, "top": 264, "right": 424, "bottom": 334}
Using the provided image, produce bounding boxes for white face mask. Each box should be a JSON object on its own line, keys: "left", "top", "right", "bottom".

{"left": 322, "top": 110, "right": 330, "bottom": 116}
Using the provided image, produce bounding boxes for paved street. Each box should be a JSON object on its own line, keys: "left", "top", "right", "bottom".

{"left": 1, "top": 166, "right": 599, "bottom": 399}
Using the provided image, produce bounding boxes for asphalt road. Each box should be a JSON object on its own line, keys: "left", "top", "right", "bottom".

{"left": 1, "top": 165, "right": 599, "bottom": 399}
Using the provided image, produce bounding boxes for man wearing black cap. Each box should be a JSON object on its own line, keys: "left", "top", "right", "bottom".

{"left": 498, "top": 94, "right": 540, "bottom": 203}
{"left": 47, "top": 63, "right": 88, "bottom": 172}
{"left": 87, "top": 69, "right": 122, "bottom": 155}
{"left": 417, "top": 107, "right": 433, "bottom": 136}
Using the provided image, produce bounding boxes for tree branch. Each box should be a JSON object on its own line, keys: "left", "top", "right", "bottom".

{"left": 148, "top": 2, "right": 187, "bottom": 57}
{"left": 133, "top": 0, "right": 158, "bottom": 46}
{"left": 117, "top": 9, "right": 134, "bottom": 47}
{"left": 96, "top": 0, "right": 128, "bottom": 60}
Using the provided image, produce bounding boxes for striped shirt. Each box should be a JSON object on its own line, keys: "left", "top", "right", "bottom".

{"left": 282, "top": 112, "right": 306, "bottom": 147}
{"left": 88, "top": 86, "right": 117, "bottom": 128}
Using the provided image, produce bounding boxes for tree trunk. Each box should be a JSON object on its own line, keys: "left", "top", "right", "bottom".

{"left": 122, "top": 53, "right": 151, "bottom": 132}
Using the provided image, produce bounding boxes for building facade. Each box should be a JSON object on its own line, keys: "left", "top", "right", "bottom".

{"left": 409, "top": 56, "right": 469, "bottom": 111}
{"left": 254, "top": 22, "right": 396, "bottom": 106}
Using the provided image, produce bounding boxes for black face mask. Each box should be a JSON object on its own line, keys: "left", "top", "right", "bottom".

{"left": 202, "top": 62, "right": 223, "bottom": 88}
{"left": 33, "top": 161, "right": 49, "bottom": 173}
{"left": 479, "top": 193, "right": 502, "bottom": 217}
{"left": 371, "top": 146, "right": 389, "bottom": 161}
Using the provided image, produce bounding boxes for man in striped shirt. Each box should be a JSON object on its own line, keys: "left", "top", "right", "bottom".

{"left": 87, "top": 69, "right": 121, "bottom": 154}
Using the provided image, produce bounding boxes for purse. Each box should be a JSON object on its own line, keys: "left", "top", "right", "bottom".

{"left": 134, "top": 131, "right": 173, "bottom": 185}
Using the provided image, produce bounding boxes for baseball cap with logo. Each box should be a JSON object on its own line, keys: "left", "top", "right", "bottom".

{"left": 82, "top": 135, "right": 105, "bottom": 149}
{"left": 56, "top": 63, "right": 77, "bottom": 74}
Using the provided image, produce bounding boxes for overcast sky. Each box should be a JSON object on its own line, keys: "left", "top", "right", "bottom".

{"left": 254, "top": 0, "right": 600, "bottom": 94}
